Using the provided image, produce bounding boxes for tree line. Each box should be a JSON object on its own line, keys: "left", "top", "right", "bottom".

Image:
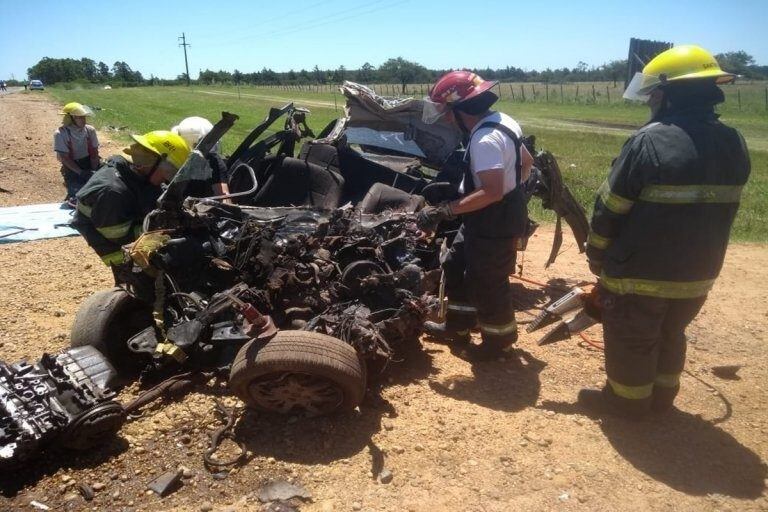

{"left": 25, "top": 52, "right": 768, "bottom": 89}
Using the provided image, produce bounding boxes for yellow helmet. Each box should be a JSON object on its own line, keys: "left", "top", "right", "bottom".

{"left": 624, "top": 45, "right": 736, "bottom": 101}
{"left": 128, "top": 130, "right": 191, "bottom": 170}
{"left": 60, "top": 102, "right": 94, "bottom": 117}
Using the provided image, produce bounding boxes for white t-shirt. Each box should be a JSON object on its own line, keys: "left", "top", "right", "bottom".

{"left": 462, "top": 112, "right": 523, "bottom": 195}
{"left": 53, "top": 125, "right": 99, "bottom": 161}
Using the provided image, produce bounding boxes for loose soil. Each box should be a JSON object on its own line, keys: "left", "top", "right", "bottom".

{"left": 1, "top": 91, "right": 767, "bottom": 512}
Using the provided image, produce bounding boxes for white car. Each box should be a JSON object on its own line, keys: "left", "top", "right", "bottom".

{"left": 29, "top": 80, "right": 44, "bottom": 90}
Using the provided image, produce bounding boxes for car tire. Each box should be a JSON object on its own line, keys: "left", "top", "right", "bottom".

{"left": 229, "top": 330, "right": 366, "bottom": 416}
{"left": 70, "top": 287, "right": 153, "bottom": 377}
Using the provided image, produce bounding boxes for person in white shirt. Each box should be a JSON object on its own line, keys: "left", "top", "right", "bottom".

{"left": 419, "top": 71, "right": 533, "bottom": 359}
{"left": 54, "top": 102, "right": 101, "bottom": 207}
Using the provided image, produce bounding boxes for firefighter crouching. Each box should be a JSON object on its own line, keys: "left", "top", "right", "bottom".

{"left": 580, "top": 45, "right": 751, "bottom": 418}
{"left": 418, "top": 71, "right": 534, "bottom": 360}
{"left": 72, "top": 131, "right": 190, "bottom": 285}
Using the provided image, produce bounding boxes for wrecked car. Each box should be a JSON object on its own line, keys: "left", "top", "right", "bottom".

{"left": 0, "top": 82, "right": 588, "bottom": 467}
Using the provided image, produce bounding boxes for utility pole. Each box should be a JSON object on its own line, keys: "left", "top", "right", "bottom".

{"left": 178, "top": 33, "right": 191, "bottom": 86}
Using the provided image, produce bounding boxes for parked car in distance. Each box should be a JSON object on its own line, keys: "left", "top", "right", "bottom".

{"left": 29, "top": 80, "right": 44, "bottom": 90}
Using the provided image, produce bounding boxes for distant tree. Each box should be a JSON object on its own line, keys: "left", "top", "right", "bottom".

{"left": 313, "top": 65, "right": 325, "bottom": 84}
{"left": 97, "top": 61, "right": 111, "bottom": 81}
{"left": 357, "top": 62, "right": 375, "bottom": 83}
{"left": 80, "top": 58, "right": 98, "bottom": 82}
{"left": 233, "top": 69, "right": 243, "bottom": 84}
{"left": 112, "top": 61, "right": 135, "bottom": 83}
{"left": 378, "top": 57, "right": 429, "bottom": 93}
{"left": 715, "top": 51, "right": 755, "bottom": 77}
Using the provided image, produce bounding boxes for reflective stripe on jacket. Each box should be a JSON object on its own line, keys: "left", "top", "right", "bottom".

{"left": 586, "top": 107, "right": 750, "bottom": 298}
{"left": 72, "top": 156, "right": 161, "bottom": 263}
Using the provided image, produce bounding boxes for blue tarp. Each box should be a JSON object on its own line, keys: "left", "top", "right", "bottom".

{"left": 0, "top": 203, "right": 79, "bottom": 243}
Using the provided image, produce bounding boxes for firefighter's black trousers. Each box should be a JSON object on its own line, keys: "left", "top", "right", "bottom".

{"left": 601, "top": 289, "right": 707, "bottom": 414}
{"left": 442, "top": 225, "right": 518, "bottom": 349}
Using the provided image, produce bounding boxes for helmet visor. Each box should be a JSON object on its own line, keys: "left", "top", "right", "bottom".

{"left": 422, "top": 98, "right": 449, "bottom": 124}
{"left": 623, "top": 72, "right": 663, "bottom": 102}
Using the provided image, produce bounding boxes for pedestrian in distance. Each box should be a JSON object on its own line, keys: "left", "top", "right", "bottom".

{"left": 418, "top": 71, "right": 534, "bottom": 360}
{"left": 54, "top": 102, "right": 101, "bottom": 207}
{"left": 580, "top": 45, "right": 751, "bottom": 419}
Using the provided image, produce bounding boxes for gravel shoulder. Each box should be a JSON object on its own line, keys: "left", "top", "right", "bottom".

{"left": 0, "top": 91, "right": 766, "bottom": 512}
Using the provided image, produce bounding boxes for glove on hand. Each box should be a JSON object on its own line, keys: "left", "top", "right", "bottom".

{"left": 416, "top": 203, "right": 455, "bottom": 232}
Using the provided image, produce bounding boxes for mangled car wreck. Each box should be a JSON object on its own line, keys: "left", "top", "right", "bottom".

{"left": 0, "top": 82, "right": 588, "bottom": 467}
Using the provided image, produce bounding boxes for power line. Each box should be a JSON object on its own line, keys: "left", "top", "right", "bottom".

{"left": 208, "top": 0, "right": 402, "bottom": 49}
{"left": 179, "top": 32, "right": 191, "bottom": 86}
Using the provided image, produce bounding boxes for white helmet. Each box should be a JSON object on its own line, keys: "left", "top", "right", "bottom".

{"left": 171, "top": 116, "right": 214, "bottom": 150}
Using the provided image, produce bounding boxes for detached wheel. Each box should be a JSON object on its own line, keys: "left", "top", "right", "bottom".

{"left": 229, "top": 330, "right": 366, "bottom": 416}
{"left": 70, "top": 287, "right": 153, "bottom": 376}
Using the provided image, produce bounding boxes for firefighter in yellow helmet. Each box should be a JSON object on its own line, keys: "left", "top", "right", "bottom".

{"left": 580, "top": 45, "right": 751, "bottom": 418}
{"left": 72, "top": 131, "right": 190, "bottom": 284}
{"left": 54, "top": 102, "right": 101, "bottom": 207}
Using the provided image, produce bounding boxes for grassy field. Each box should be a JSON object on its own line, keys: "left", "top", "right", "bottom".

{"left": 46, "top": 85, "right": 767, "bottom": 242}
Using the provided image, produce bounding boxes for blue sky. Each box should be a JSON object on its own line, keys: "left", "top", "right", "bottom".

{"left": 1, "top": 0, "right": 766, "bottom": 80}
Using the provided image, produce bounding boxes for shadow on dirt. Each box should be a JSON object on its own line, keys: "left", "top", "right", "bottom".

{"left": 539, "top": 400, "right": 767, "bottom": 499}
{"left": 233, "top": 338, "right": 436, "bottom": 465}
{"left": 0, "top": 437, "right": 129, "bottom": 498}
{"left": 429, "top": 348, "right": 545, "bottom": 412}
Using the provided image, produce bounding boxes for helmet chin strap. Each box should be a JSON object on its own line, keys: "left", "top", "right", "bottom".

{"left": 144, "top": 155, "right": 165, "bottom": 182}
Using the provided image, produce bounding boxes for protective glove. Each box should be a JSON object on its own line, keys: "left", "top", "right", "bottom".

{"left": 588, "top": 259, "right": 602, "bottom": 277}
{"left": 416, "top": 203, "right": 455, "bottom": 232}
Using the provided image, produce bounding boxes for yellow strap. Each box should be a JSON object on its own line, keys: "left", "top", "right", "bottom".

{"left": 640, "top": 185, "right": 743, "bottom": 204}
{"left": 100, "top": 250, "right": 126, "bottom": 266}
{"left": 598, "top": 180, "right": 633, "bottom": 215}
{"left": 601, "top": 274, "right": 714, "bottom": 299}
{"left": 654, "top": 372, "right": 681, "bottom": 388}
{"left": 587, "top": 231, "right": 611, "bottom": 250}
{"left": 480, "top": 318, "right": 517, "bottom": 335}
{"left": 76, "top": 202, "right": 92, "bottom": 217}
{"left": 608, "top": 378, "right": 653, "bottom": 400}
{"left": 96, "top": 220, "right": 133, "bottom": 240}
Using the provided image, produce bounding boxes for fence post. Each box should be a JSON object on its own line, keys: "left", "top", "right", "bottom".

{"left": 560, "top": 83, "right": 564, "bottom": 104}
{"left": 576, "top": 85, "right": 579, "bottom": 99}
{"left": 592, "top": 84, "right": 596, "bottom": 102}
{"left": 496, "top": 82, "right": 502, "bottom": 101}
{"left": 738, "top": 89, "right": 742, "bottom": 110}
{"left": 333, "top": 92, "right": 338, "bottom": 112}
{"left": 606, "top": 85, "right": 610, "bottom": 103}
{"left": 545, "top": 83, "right": 549, "bottom": 102}
{"left": 510, "top": 86, "right": 515, "bottom": 101}
{"left": 531, "top": 84, "right": 536, "bottom": 101}
{"left": 521, "top": 84, "right": 525, "bottom": 102}
{"left": 765, "top": 86, "right": 767, "bottom": 111}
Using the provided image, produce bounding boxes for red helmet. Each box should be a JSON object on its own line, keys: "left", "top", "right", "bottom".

{"left": 429, "top": 71, "right": 498, "bottom": 105}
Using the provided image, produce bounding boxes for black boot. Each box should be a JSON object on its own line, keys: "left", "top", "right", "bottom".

{"left": 577, "top": 388, "right": 648, "bottom": 421}
{"left": 423, "top": 321, "right": 471, "bottom": 344}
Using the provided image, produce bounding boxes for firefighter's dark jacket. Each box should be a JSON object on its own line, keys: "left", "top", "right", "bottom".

{"left": 73, "top": 156, "right": 161, "bottom": 265}
{"left": 587, "top": 106, "right": 750, "bottom": 299}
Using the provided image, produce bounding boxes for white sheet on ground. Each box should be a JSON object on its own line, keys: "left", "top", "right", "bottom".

{"left": 0, "top": 203, "right": 79, "bottom": 243}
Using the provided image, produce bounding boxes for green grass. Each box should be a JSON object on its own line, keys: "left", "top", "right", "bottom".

{"left": 47, "top": 85, "right": 767, "bottom": 242}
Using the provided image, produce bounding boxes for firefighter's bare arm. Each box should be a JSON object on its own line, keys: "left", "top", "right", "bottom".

{"left": 521, "top": 145, "right": 534, "bottom": 182}
{"left": 449, "top": 169, "right": 505, "bottom": 215}
{"left": 56, "top": 151, "right": 87, "bottom": 174}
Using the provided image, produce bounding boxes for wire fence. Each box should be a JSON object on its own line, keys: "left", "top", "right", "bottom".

{"left": 240, "top": 81, "right": 768, "bottom": 112}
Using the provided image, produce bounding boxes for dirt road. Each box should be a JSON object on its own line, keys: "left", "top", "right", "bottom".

{"left": 1, "top": 92, "right": 767, "bottom": 512}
